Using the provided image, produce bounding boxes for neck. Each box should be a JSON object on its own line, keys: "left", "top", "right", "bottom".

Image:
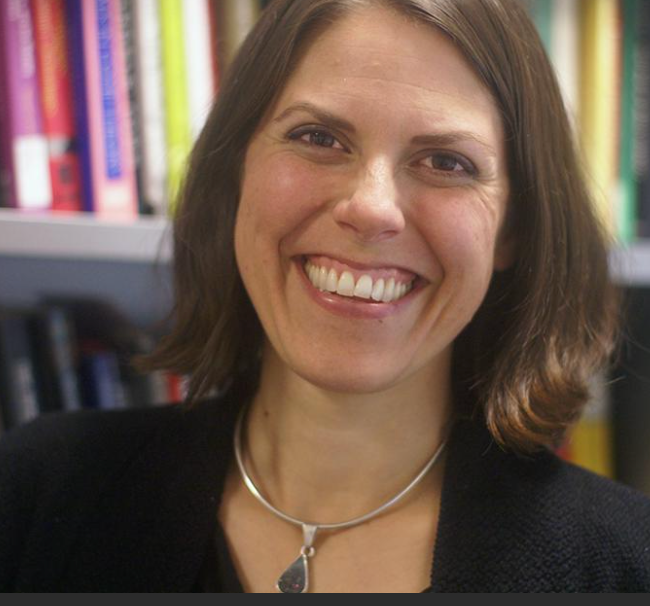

{"left": 242, "top": 343, "right": 452, "bottom": 524}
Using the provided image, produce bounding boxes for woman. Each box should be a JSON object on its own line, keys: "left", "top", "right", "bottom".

{"left": 1, "top": 0, "right": 649, "bottom": 593}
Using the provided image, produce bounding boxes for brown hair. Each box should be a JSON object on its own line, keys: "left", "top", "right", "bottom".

{"left": 138, "top": 0, "right": 619, "bottom": 454}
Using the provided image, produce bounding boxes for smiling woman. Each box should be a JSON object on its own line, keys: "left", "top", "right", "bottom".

{"left": 1, "top": 0, "right": 650, "bottom": 594}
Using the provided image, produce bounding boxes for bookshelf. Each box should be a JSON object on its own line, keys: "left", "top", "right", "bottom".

{"left": 0, "top": 210, "right": 172, "bottom": 329}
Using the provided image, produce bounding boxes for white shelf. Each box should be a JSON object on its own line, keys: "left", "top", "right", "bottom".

{"left": 0, "top": 208, "right": 172, "bottom": 263}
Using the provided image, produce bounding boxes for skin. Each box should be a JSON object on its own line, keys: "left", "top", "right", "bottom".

{"left": 222, "top": 6, "right": 512, "bottom": 593}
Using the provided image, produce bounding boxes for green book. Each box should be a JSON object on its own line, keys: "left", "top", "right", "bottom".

{"left": 618, "top": 0, "right": 639, "bottom": 243}
{"left": 524, "top": 0, "right": 553, "bottom": 53}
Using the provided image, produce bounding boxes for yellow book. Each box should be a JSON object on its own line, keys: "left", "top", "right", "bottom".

{"left": 577, "top": 0, "right": 621, "bottom": 234}
{"left": 159, "top": 0, "right": 192, "bottom": 214}
{"left": 569, "top": 373, "right": 613, "bottom": 478}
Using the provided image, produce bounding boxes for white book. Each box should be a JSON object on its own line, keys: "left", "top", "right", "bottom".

{"left": 182, "top": 0, "right": 215, "bottom": 140}
{"left": 550, "top": 0, "right": 579, "bottom": 130}
{"left": 131, "top": 0, "right": 168, "bottom": 214}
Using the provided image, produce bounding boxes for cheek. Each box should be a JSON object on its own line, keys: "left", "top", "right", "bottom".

{"left": 417, "top": 196, "right": 503, "bottom": 280}
{"left": 239, "top": 156, "right": 332, "bottom": 239}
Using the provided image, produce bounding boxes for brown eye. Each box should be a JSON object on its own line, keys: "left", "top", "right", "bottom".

{"left": 430, "top": 153, "right": 463, "bottom": 172}
{"left": 307, "top": 131, "right": 337, "bottom": 147}
{"left": 288, "top": 127, "right": 346, "bottom": 150}
{"left": 425, "top": 151, "right": 477, "bottom": 177}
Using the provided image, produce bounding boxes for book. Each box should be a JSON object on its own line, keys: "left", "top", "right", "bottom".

{"left": 617, "top": 0, "right": 640, "bottom": 243}
{"left": 0, "top": 0, "right": 53, "bottom": 211}
{"left": 78, "top": 340, "right": 128, "bottom": 409}
{"left": 0, "top": 308, "right": 42, "bottom": 429}
{"left": 207, "top": 0, "right": 221, "bottom": 94}
{"left": 65, "top": 0, "right": 138, "bottom": 220}
{"left": 217, "top": 0, "right": 261, "bottom": 72}
{"left": 28, "top": 303, "right": 82, "bottom": 413}
{"left": 130, "top": 0, "right": 168, "bottom": 215}
{"left": 568, "top": 371, "right": 613, "bottom": 478}
{"left": 183, "top": 0, "right": 215, "bottom": 140}
{"left": 635, "top": 0, "right": 650, "bottom": 238}
{"left": 549, "top": 0, "right": 579, "bottom": 130}
{"left": 31, "top": 0, "right": 83, "bottom": 213}
{"left": 159, "top": 0, "right": 192, "bottom": 212}
{"left": 577, "top": 0, "right": 622, "bottom": 234}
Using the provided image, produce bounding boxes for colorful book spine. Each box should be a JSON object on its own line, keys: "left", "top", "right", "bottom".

{"left": 66, "top": 0, "right": 138, "bottom": 220}
{"left": 0, "top": 0, "right": 52, "bottom": 211}
{"left": 618, "top": 0, "right": 639, "bottom": 243}
{"left": 131, "top": 0, "right": 168, "bottom": 215}
{"left": 634, "top": 0, "right": 650, "bottom": 238}
{"left": 31, "top": 0, "right": 83, "bottom": 213}
{"left": 159, "top": 0, "right": 191, "bottom": 213}
{"left": 183, "top": 0, "right": 215, "bottom": 140}
{"left": 577, "top": 0, "right": 621, "bottom": 234}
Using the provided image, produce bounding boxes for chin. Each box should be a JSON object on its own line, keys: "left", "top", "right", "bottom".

{"left": 293, "top": 357, "right": 408, "bottom": 395}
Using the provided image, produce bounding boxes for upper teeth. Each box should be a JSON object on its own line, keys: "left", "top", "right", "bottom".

{"left": 305, "top": 260, "right": 414, "bottom": 303}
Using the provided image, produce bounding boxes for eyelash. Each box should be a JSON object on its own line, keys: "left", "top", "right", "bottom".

{"left": 286, "top": 126, "right": 478, "bottom": 177}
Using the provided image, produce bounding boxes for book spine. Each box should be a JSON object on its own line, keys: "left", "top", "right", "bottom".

{"left": 0, "top": 0, "right": 52, "bottom": 211}
{"left": 549, "top": 0, "right": 579, "bottom": 128}
{"left": 182, "top": 0, "right": 215, "bottom": 140}
{"left": 618, "top": 0, "right": 639, "bottom": 243}
{"left": 79, "top": 341, "right": 128, "bottom": 410}
{"left": 119, "top": 0, "right": 145, "bottom": 214}
{"left": 132, "top": 0, "right": 168, "bottom": 214}
{"left": 578, "top": 0, "right": 621, "bottom": 233}
{"left": 31, "top": 0, "right": 83, "bottom": 213}
{"left": 207, "top": 0, "right": 220, "bottom": 95}
{"left": 67, "top": 0, "right": 138, "bottom": 219}
{"left": 159, "top": 0, "right": 191, "bottom": 212}
{"left": 635, "top": 0, "right": 650, "bottom": 238}
{"left": 0, "top": 309, "right": 41, "bottom": 428}
{"left": 218, "top": 0, "right": 260, "bottom": 70}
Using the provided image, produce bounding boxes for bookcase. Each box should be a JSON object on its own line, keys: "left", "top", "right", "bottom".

{"left": 1, "top": 0, "right": 649, "bottom": 495}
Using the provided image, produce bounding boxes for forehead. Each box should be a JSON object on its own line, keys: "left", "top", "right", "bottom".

{"left": 267, "top": 6, "right": 503, "bottom": 142}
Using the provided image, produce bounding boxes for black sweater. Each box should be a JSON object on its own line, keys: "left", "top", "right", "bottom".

{"left": 1, "top": 390, "right": 649, "bottom": 592}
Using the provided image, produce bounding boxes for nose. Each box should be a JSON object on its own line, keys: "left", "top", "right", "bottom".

{"left": 332, "top": 160, "right": 406, "bottom": 243}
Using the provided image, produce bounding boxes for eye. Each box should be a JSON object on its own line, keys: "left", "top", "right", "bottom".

{"left": 287, "top": 127, "right": 346, "bottom": 151}
{"left": 423, "top": 151, "right": 477, "bottom": 177}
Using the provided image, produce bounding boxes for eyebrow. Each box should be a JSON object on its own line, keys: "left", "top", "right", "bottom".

{"left": 272, "top": 101, "right": 497, "bottom": 156}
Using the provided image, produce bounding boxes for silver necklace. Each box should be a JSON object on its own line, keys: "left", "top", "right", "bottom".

{"left": 233, "top": 405, "right": 448, "bottom": 593}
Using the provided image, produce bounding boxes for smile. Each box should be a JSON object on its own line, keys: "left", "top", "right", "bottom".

{"left": 303, "top": 256, "right": 417, "bottom": 303}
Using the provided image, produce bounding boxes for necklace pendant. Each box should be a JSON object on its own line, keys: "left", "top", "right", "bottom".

{"left": 277, "top": 553, "right": 309, "bottom": 594}
{"left": 276, "top": 524, "right": 318, "bottom": 594}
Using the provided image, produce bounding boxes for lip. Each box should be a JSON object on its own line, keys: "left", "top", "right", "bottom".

{"left": 295, "top": 257, "right": 425, "bottom": 320}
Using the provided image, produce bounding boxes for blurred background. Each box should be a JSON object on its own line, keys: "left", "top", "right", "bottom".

{"left": 0, "top": 0, "right": 648, "bottom": 495}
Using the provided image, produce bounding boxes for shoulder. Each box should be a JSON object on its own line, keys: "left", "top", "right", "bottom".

{"left": 434, "top": 420, "right": 650, "bottom": 592}
{"left": 0, "top": 397, "right": 239, "bottom": 591}
{"left": 550, "top": 459, "right": 650, "bottom": 588}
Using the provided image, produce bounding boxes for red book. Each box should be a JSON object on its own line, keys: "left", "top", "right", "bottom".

{"left": 31, "top": 0, "right": 83, "bottom": 212}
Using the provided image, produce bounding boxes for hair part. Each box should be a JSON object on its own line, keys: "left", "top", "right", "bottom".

{"left": 136, "top": 0, "right": 619, "bottom": 455}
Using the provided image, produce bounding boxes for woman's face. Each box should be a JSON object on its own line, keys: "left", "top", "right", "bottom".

{"left": 234, "top": 7, "right": 511, "bottom": 394}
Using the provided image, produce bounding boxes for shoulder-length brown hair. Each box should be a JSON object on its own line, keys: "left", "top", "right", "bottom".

{"left": 138, "top": 0, "right": 619, "bottom": 454}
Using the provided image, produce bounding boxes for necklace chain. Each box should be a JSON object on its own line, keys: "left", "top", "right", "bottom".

{"left": 233, "top": 404, "right": 448, "bottom": 593}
